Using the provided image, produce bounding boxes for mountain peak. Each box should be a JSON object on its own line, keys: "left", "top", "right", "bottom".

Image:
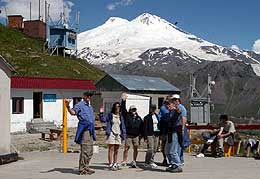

{"left": 104, "top": 17, "right": 129, "bottom": 27}
{"left": 133, "top": 13, "right": 164, "bottom": 25}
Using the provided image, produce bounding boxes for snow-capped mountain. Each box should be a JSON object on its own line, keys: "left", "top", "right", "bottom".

{"left": 78, "top": 13, "right": 260, "bottom": 76}
{"left": 77, "top": 13, "right": 260, "bottom": 118}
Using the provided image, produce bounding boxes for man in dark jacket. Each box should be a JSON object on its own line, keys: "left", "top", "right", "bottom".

{"left": 158, "top": 99, "right": 171, "bottom": 166}
{"left": 143, "top": 104, "right": 160, "bottom": 168}
{"left": 121, "top": 93, "right": 143, "bottom": 168}
{"left": 165, "top": 98, "right": 183, "bottom": 173}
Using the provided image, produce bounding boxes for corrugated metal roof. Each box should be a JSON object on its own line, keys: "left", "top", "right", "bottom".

{"left": 110, "top": 74, "right": 181, "bottom": 92}
{"left": 11, "top": 76, "right": 96, "bottom": 90}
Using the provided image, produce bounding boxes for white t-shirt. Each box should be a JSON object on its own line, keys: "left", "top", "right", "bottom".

{"left": 152, "top": 114, "right": 159, "bottom": 132}
{"left": 112, "top": 114, "right": 121, "bottom": 135}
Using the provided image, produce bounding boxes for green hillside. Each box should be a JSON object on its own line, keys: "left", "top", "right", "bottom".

{"left": 0, "top": 24, "right": 105, "bottom": 82}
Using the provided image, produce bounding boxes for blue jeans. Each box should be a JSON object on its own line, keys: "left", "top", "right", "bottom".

{"left": 166, "top": 132, "right": 181, "bottom": 166}
{"left": 178, "top": 146, "right": 184, "bottom": 164}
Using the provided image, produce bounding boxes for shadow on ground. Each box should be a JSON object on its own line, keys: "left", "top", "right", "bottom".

{"left": 41, "top": 168, "right": 79, "bottom": 175}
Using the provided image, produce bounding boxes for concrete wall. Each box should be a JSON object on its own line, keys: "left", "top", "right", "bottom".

{"left": 141, "top": 93, "right": 168, "bottom": 108}
{"left": 0, "top": 64, "right": 11, "bottom": 155}
{"left": 11, "top": 89, "right": 90, "bottom": 132}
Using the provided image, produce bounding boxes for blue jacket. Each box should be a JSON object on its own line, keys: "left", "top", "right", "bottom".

{"left": 74, "top": 120, "right": 96, "bottom": 144}
{"left": 99, "top": 112, "right": 126, "bottom": 140}
{"left": 73, "top": 101, "right": 96, "bottom": 144}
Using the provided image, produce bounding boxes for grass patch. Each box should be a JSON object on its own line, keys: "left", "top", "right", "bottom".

{"left": 0, "top": 24, "right": 105, "bottom": 82}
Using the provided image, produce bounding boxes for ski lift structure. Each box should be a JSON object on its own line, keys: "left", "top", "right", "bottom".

{"left": 46, "top": 1, "right": 80, "bottom": 57}
{"left": 189, "top": 74, "right": 215, "bottom": 124}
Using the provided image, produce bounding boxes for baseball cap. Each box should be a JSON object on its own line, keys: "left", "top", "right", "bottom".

{"left": 129, "top": 105, "right": 137, "bottom": 110}
{"left": 172, "top": 94, "right": 180, "bottom": 99}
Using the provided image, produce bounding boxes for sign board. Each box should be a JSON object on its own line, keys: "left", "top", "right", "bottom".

{"left": 43, "top": 94, "right": 56, "bottom": 102}
{"left": 125, "top": 94, "right": 150, "bottom": 119}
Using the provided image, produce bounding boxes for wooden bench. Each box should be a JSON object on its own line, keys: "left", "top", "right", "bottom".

{"left": 49, "top": 128, "right": 62, "bottom": 140}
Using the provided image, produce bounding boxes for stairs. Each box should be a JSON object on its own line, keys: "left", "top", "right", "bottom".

{"left": 26, "top": 118, "right": 57, "bottom": 133}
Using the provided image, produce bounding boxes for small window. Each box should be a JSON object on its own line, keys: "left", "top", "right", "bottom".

{"left": 12, "top": 97, "right": 24, "bottom": 114}
{"left": 73, "top": 97, "right": 82, "bottom": 106}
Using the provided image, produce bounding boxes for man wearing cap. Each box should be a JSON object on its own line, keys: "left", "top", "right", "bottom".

{"left": 165, "top": 95, "right": 187, "bottom": 173}
{"left": 143, "top": 104, "right": 160, "bottom": 168}
{"left": 65, "top": 91, "right": 96, "bottom": 175}
{"left": 121, "top": 93, "right": 143, "bottom": 168}
{"left": 172, "top": 94, "right": 189, "bottom": 166}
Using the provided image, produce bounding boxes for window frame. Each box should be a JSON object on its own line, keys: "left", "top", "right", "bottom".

{"left": 12, "top": 97, "right": 24, "bottom": 114}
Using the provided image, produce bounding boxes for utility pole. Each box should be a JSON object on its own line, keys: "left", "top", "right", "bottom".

{"left": 62, "top": 99, "right": 68, "bottom": 153}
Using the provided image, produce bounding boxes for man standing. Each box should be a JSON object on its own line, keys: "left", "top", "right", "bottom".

{"left": 143, "top": 104, "right": 160, "bottom": 168}
{"left": 158, "top": 98, "right": 171, "bottom": 166}
{"left": 65, "top": 91, "right": 96, "bottom": 175}
{"left": 165, "top": 96, "right": 186, "bottom": 173}
{"left": 121, "top": 93, "right": 143, "bottom": 168}
{"left": 172, "top": 94, "right": 188, "bottom": 166}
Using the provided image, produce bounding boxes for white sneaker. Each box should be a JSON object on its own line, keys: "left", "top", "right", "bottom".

{"left": 130, "top": 161, "right": 137, "bottom": 168}
{"left": 108, "top": 163, "right": 113, "bottom": 170}
{"left": 206, "top": 139, "right": 214, "bottom": 144}
{"left": 150, "top": 163, "right": 158, "bottom": 168}
{"left": 196, "top": 153, "right": 205, "bottom": 158}
{"left": 112, "top": 163, "right": 120, "bottom": 171}
{"left": 120, "top": 161, "right": 127, "bottom": 167}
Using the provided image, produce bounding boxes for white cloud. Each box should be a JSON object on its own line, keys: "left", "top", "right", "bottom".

{"left": 0, "top": 0, "right": 74, "bottom": 22}
{"left": 107, "top": 4, "right": 116, "bottom": 11}
{"left": 106, "top": 0, "right": 135, "bottom": 11}
{"left": 252, "top": 39, "right": 260, "bottom": 53}
{"left": 231, "top": 45, "right": 239, "bottom": 50}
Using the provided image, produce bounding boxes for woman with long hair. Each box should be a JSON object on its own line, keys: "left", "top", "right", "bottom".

{"left": 100, "top": 102, "right": 126, "bottom": 170}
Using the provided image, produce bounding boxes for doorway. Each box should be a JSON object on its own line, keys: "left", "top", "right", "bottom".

{"left": 158, "top": 97, "right": 164, "bottom": 109}
{"left": 33, "top": 92, "right": 43, "bottom": 118}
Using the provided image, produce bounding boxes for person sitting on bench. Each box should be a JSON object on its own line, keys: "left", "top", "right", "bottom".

{"left": 196, "top": 114, "right": 236, "bottom": 158}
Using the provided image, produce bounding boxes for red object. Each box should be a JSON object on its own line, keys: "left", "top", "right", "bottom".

{"left": 8, "top": 15, "right": 23, "bottom": 29}
{"left": 11, "top": 76, "right": 96, "bottom": 90}
{"left": 24, "top": 20, "right": 46, "bottom": 39}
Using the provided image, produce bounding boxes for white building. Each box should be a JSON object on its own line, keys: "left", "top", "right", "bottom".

{"left": 0, "top": 55, "right": 15, "bottom": 155}
{"left": 96, "top": 74, "right": 181, "bottom": 115}
{"left": 10, "top": 76, "right": 96, "bottom": 132}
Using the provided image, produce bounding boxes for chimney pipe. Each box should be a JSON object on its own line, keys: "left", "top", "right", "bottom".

{"left": 45, "top": 0, "right": 47, "bottom": 23}
{"left": 30, "top": 2, "right": 31, "bottom": 21}
{"left": 38, "top": 0, "right": 41, "bottom": 20}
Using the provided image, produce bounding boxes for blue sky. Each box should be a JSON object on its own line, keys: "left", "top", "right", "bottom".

{"left": 1, "top": 0, "right": 260, "bottom": 50}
